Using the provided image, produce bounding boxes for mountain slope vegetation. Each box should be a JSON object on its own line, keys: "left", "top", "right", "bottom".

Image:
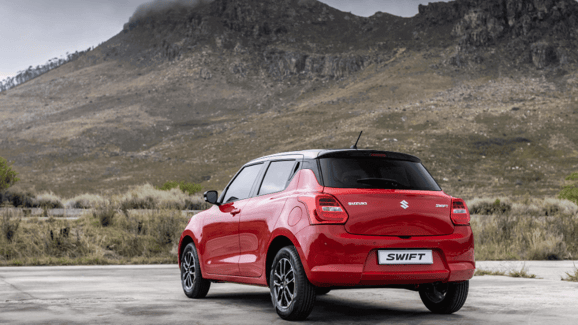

{"left": 0, "top": 0, "right": 577, "bottom": 198}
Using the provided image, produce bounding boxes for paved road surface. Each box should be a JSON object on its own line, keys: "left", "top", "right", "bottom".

{"left": 1, "top": 263, "right": 577, "bottom": 324}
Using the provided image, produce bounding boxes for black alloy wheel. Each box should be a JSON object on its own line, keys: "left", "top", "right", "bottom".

{"left": 419, "top": 281, "right": 469, "bottom": 314}
{"left": 270, "top": 246, "right": 316, "bottom": 321}
{"left": 181, "top": 242, "right": 211, "bottom": 298}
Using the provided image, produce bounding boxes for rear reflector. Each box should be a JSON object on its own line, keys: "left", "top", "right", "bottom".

{"left": 451, "top": 199, "right": 470, "bottom": 225}
{"left": 299, "top": 194, "right": 349, "bottom": 225}
{"left": 322, "top": 206, "right": 343, "bottom": 212}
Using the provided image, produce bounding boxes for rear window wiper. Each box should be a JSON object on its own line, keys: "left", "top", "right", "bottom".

{"left": 356, "top": 178, "right": 409, "bottom": 189}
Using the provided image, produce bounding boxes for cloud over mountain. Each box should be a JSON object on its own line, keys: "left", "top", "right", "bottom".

{"left": 128, "top": 0, "right": 214, "bottom": 24}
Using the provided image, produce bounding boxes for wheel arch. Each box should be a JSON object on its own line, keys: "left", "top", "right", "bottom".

{"left": 178, "top": 231, "right": 197, "bottom": 267}
{"left": 265, "top": 235, "right": 296, "bottom": 286}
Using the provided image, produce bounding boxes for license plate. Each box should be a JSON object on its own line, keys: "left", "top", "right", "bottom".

{"left": 378, "top": 250, "right": 433, "bottom": 265}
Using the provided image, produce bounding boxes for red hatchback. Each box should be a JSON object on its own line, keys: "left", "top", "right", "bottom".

{"left": 178, "top": 149, "right": 475, "bottom": 320}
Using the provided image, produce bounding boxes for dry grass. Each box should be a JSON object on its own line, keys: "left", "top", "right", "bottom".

{"left": 561, "top": 263, "right": 578, "bottom": 282}
{"left": 474, "top": 265, "right": 537, "bottom": 279}
{"left": 468, "top": 197, "right": 512, "bottom": 215}
{"left": 65, "top": 193, "right": 108, "bottom": 209}
{"left": 1, "top": 209, "right": 20, "bottom": 242}
{"left": 2, "top": 184, "right": 208, "bottom": 211}
{"left": 0, "top": 208, "right": 189, "bottom": 266}
{"left": 474, "top": 268, "right": 506, "bottom": 276}
{"left": 2, "top": 193, "right": 577, "bottom": 266}
{"left": 470, "top": 198, "right": 578, "bottom": 261}
{"left": 507, "top": 264, "right": 537, "bottom": 278}
{"left": 115, "top": 184, "right": 208, "bottom": 210}
{"left": 471, "top": 213, "right": 578, "bottom": 260}
{"left": 468, "top": 197, "right": 578, "bottom": 216}
{"left": 35, "top": 192, "right": 64, "bottom": 208}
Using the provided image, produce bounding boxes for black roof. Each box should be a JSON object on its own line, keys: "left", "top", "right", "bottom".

{"left": 246, "top": 149, "right": 421, "bottom": 165}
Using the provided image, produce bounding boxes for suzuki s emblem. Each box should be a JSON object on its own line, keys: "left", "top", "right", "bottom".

{"left": 400, "top": 200, "right": 409, "bottom": 209}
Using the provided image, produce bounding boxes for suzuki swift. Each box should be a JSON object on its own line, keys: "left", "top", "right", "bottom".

{"left": 178, "top": 149, "right": 475, "bottom": 320}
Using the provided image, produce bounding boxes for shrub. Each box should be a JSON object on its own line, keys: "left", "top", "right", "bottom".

{"left": 474, "top": 269, "right": 506, "bottom": 276}
{"left": 558, "top": 172, "right": 578, "bottom": 205}
{"left": 562, "top": 265, "right": 578, "bottom": 282}
{"left": 468, "top": 197, "right": 512, "bottom": 215}
{"left": 158, "top": 181, "right": 203, "bottom": 195}
{"left": 93, "top": 205, "right": 116, "bottom": 227}
{"left": 150, "top": 210, "right": 187, "bottom": 245}
{"left": 559, "top": 187, "right": 578, "bottom": 205}
{"left": 508, "top": 264, "right": 537, "bottom": 278}
{"left": 0, "top": 157, "right": 19, "bottom": 191}
{"left": 1, "top": 209, "right": 21, "bottom": 242}
{"left": 36, "top": 192, "right": 64, "bottom": 209}
{"left": 566, "top": 172, "right": 578, "bottom": 181}
{"left": 471, "top": 210, "right": 578, "bottom": 260}
{"left": 117, "top": 184, "right": 208, "bottom": 210}
{"left": 1, "top": 189, "right": 36, "bottom": 208}
{"left": 65, "top": 193, "right": 107, "bottom": 209}
{"left": 0, "top": 190, "right": 65, "bottom": 209}
{"left": 46, "top": 224, "right": 78, "bottom": 257}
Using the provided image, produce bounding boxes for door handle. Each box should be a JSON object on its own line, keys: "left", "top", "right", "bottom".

{"left": 230, "top": 208, "right": 241, "bottom": 216}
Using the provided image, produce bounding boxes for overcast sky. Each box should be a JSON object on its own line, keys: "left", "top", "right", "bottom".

{"left": 0, "top": 0, "right": 436, "bottom": 81}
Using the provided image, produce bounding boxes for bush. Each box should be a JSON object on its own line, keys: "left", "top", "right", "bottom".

{"left": 558, "top": 172, "right": 578, "bottom": 204}
{"left": 559, "top": 187, "right": 578, "bottom": 205}
{"left": 558, "top": 172, "right": 578, "bottom": 205}
{"left": 0, "top": 157, "right": 19, "bottom": 191}
{"left": 0, "top": 190, "right": 65, "bottom": 209}
{"left": 117, "top": 184, "right": 208, "bottom": 210}
{"left": 562, "top": 265, "right": 578, "bottom": 282}
{"left": 1, "top": 209, "right": 20, "bottom": 242}
{"left": 151, "top": 210, "right": 185, "bottom": 245}
{"left": 468, "top": 198, "right": 512, "bottom": 215}
{"left": 1, "top": 189, "right": 36, "bottom": 208}
{"left": 158, "top": 181, "right": 202, "bottom": 195}
{"left": 36, "top": 192, "right": 64, "bottom": 209}
{"left": 93, "top": 205, "right": 116, "bottom": 227}
{"left": 474, "top": 269, "right": 506, "bottom": 276}
{"left": 508, "top": 264, "right": 537, "bottom": 278}
{"left": 471, "top": 210, "right": 578, "bottom": 260}
{"left": 65, "top": 194, "right": 107, "bottom": 209}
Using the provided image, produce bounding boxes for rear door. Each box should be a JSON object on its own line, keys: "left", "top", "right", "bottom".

{"left": 319, "top": 156, "right": 454, "bottom": 236}
{"left": 238, "top": 158, "right": 301, "bottom": 277}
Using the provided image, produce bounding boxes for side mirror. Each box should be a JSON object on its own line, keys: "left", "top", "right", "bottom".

{"left": 204, "top": 190, "right": 219, "bottom": 205}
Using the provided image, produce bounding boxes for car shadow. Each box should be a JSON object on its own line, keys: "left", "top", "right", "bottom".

{"left": 205, "top": 291, "right": 467, "bottom": 323}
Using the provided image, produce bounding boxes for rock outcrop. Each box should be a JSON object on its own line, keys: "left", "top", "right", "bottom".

{"left": 114, "top": 0, "right": 578, "bottom": 79}
{"left": 420, "top": 0, "right": 578, "bottom": 68}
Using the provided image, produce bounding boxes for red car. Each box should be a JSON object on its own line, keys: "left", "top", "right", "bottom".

{"left": 178, "top": 149, "right": 475, "bottom": 320}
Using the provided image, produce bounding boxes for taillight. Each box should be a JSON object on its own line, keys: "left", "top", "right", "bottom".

{"left": 451, "top": 198, "right": 470, "bottom": 225}
{"left": 299, "top": 194, "right": 349, "bottom": 225}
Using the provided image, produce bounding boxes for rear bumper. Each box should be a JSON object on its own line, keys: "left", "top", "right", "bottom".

{"left": 295, "top": 225, "right": 475, "bottom": 287}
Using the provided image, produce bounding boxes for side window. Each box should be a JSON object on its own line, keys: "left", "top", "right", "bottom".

{"left": 258, "top": 160, "right": 296, "bottom": 196}
{"left": 223, "top": 164, "right": 263, "bottom": 203}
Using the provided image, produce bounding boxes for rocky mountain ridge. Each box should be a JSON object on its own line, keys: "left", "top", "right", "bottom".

{"left": 0, "top": 0, "right": 577, "bottom": 197}
{"left": 421, "top": 0, "right": 578, "bottom": 69}
{"left": 111, "top": 0, "right": 578, "bottom": 73}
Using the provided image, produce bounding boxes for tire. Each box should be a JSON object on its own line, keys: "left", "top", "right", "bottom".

{"left": 270, "top": 246, "right": 316, "bottom": 321}
{"left": 315, "top": 287, "right": 331, "bottom": 295}
{"left": 181, "top": 242, "right": 211, "bottom": 299}
{"left": 419, "top": 281, "right": 469, "bottom": 314}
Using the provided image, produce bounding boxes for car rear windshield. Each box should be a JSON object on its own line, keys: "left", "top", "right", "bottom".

{"left": 319, "top": 158, "right": 441, "bottom": 191}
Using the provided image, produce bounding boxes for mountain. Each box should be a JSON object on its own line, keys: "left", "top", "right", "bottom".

{"left": 1, "top": 0, "right": 577, "bottom": 198}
